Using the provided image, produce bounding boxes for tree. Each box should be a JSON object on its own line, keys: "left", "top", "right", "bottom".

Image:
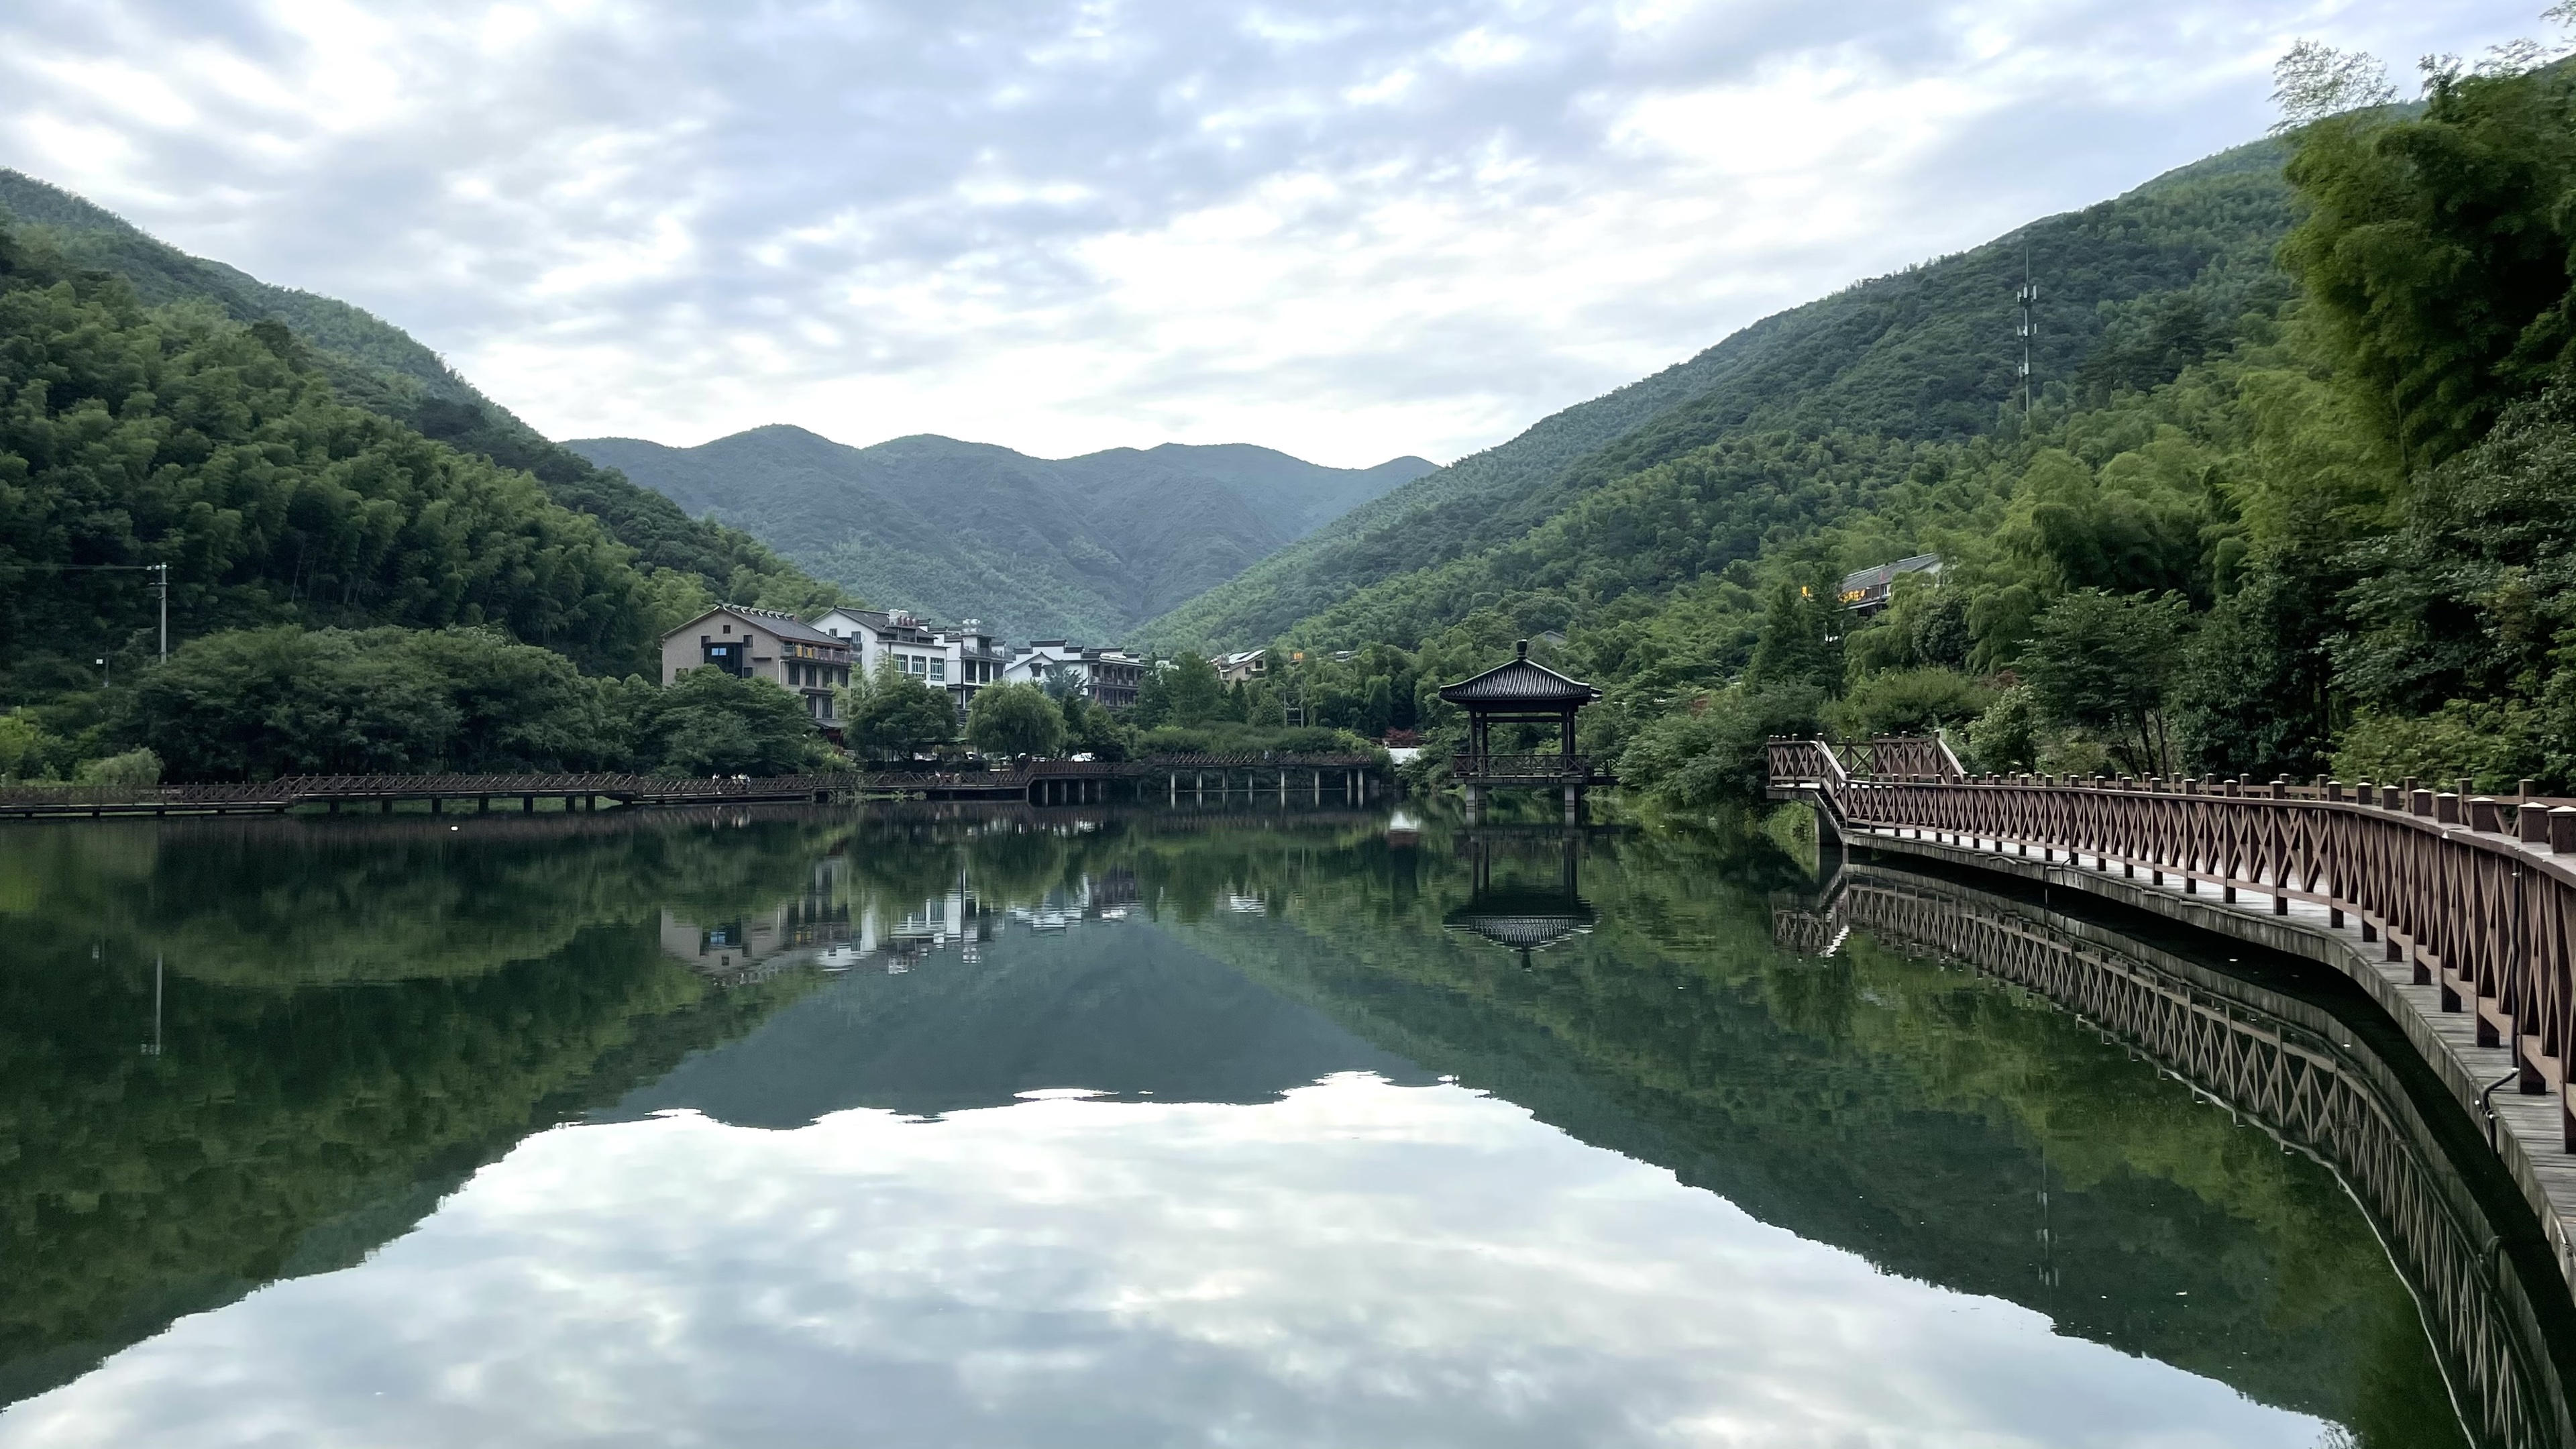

{"left": 127, "top": 627, "right": 462, "bottom": 781}
{"left": 844, "top": 658, "right": 957, "bottom": 760}
{"left": 967, "top": 682, "right": 1064, "bottom": 759}
{"left": 631, "top": 665, "right": 829, "bottom": 777}
{"left": 127, "top": 625, "right": 633, "bottom": 781}
{"left": 2019, "top": 590, "right": 2191, "bottom": 776}
{"left": 1059, "top": 693, "right": 1132, "bottom": 761}
{"left": 2279, "top": 58, "right": 2576, "bottom": 465}
{"left": 1746, "top": 582, "right": 1840, "bottom": 692}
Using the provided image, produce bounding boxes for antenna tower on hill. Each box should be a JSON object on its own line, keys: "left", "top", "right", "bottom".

{"left": 2017, "top": 240, "right": 2038, "bottom": 419}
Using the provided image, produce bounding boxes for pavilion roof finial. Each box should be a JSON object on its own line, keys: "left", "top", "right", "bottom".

{"left": 1515, "top": 639, "right": 1529, "bottom": 659}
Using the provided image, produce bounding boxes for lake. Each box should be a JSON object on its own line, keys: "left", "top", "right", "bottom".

{"left": 0, "top": 802, "right": 2565, "bottom": 1447}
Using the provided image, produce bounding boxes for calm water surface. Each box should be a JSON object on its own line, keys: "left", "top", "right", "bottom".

{"left": 0, "top": 804, "right": 2553, "bottom": 1446}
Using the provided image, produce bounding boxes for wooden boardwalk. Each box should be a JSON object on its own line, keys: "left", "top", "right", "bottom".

{"left": 0, "top": 754, "right": 1392, "bottom": 818}
{"left": 1778, "top": 863, "right": 2575, "bottom": 1449}
{"left": 0, "top": 771, "right": 869, "bottom": 818}
{"left": 1768, "top": 735, "right": 2576, "bottom": 1295}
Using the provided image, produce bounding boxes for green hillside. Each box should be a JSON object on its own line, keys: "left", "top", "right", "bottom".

{"left": 0, "top": 168, "right": 839, "bottom": 616}
{"left": 0, "top": 223, "right": 671, "bottom": 686}
{"left": 1140, "top": 140, "right": 2293, "bottom": 653}
{"left": 1222, "top": 66, "right": 2576, "bottom": 806}
{"left": 570, "top": 427, "right": 1430, "bottom": 640}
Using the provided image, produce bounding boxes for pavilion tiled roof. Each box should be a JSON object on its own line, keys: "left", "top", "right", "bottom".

{"left": 1436, "top": 643, "right": 1602, "bottom": 706}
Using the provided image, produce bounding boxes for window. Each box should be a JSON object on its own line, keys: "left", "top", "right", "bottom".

{"left": 930, "top": 659, "right": 947, "bottom": 682}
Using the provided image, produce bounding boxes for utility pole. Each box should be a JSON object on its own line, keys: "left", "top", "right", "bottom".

{"left": 2017, "top": 240, "right": 2039, "bottom": 420}
{"left": 154, "top": 562, "right": 168, "bottom": 661}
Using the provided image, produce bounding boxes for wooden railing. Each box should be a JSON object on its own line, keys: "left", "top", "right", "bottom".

{"left": 1450, "top": 753, "right": 1597, "bottom": 781}
{"left": 0, "top": 771, "right": 874, "bottom": 816}
{"left": 1768, "top": 737, "right": 2576, "bottom": 1147}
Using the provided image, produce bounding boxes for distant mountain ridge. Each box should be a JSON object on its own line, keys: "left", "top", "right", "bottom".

{"left": 572, "top": 427, "right": 1432, "bottom": 641}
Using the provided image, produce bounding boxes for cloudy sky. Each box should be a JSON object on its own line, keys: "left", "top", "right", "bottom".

{"left": 0, "top": 1, "right": 2538, "bottom": 466}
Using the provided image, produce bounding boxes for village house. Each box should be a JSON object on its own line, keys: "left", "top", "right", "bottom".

{"left": 1004, "top": 642, "right": 1146, "bottom": 710}
{"left": 1213, "top": 648, "right": 1267, "bottom": 684}
{"left": 937, "top": 620, "right": 1010, "bottom": 716}
{"left": 1837, "top": 553, "right": 1942, "bottom": 616}
{"left": 660, "top": 605, "right": 853, "bottom": 726}
{"left": 814, "top": 606, "right": 946, "bottom": 683}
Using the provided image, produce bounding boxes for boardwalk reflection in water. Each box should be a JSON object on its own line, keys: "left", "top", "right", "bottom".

{"left": 0, "top": 806, "right": 2559, "bottom": 1446}
{"left": 1779, "top": 861, "right": 2576, "bottom": 1449}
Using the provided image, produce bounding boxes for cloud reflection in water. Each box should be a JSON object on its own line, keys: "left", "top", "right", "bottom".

{"left": 2, "top": 1075, "right": 2317, "bottom": 1448}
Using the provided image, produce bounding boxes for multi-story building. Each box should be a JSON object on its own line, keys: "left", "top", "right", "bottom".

{"left": 817, "top": 608, "right": 1014, "bottom": 718}
{"left": 936, "top": 620, "right": 1010, "bottom": 716}
{"left": 815, "top": 606, "right": 949, "bottom": 686}
{"left": 659, "top": 604, "right": 852, "bottom": 727}
{"left": 1004, "top": 642, "right": 1146, "bottom": 710}
{"left": 1213, "top": 648, "right": 1268, "bottom": 684}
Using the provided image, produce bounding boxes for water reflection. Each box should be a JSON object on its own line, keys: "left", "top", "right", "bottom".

{"left": 0, "top": 806, "right": 2558, "bottom": 1446}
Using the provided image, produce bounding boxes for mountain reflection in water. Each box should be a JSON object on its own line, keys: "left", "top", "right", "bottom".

{"left": 0, "top": 805, "right": 2559, "bottom": 1447}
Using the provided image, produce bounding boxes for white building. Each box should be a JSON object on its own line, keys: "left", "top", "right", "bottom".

{"left": 816, "top": 607, "right": 947, "bottom": 685}
{"left": 816, "top": 608, "right": 1012, "bottom": 717}
{"left": 1004, "top": 642, "right": 1146, "bottom": 710}
{"left": 936, "top": 620, "right": 1009, "bottom": 716}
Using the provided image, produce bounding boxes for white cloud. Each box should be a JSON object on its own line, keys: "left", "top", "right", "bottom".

{"left": 0, "top": 0, "right": 2540, "bottom": 466}
{"left": 0, "top": 1077, "right": 2320, "bottom": 1446}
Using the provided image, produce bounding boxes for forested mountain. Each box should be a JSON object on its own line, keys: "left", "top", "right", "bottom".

{"left": 1140, "top": 140, "right": 2292, "bottom": 651}
{"left": 570, "top": 427, "right": 1430, "bottom": 641}
{"left": 1227, "top": 58, "right": 2576, "bottom": 803}
{"left": 0, "top": 168, "right": 839, "bottom": 616}
{"left": 0, "top": 224, "right": 668, "bottom": 684}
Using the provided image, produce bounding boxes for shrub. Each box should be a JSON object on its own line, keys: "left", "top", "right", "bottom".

{"left": 2331, "top": 702, "right": 2544, "bottom": 794}
{"left": 74, "top": 747, "right": 162, "bottom": 788}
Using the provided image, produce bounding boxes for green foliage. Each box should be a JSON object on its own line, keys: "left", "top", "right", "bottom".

{"left": 630, "top": 665, "right": 835, "bottom": 778}
{"left": 127, "top": 626, "right": 622, "bottom": 780}
{"left": 1746, "top": 581, "right": 1843, "bottom": 692}
{"left": 2019, "top": 590, "right": 2191, "bottom": 775}
{"left": 2334, "top": 388, "right": 2576, "bottom": 715}
{"left": 1130, "top": 722, "right": 1379, "bottom": 758}
{"left": 1132, "top": 653, "right": 1233, "bottom": 728}
{"left": 2003, "top": 444, "right": 2228, "bottom": 602}
{"left": 965, "top": 681, "right": 1064, "bottom": 759}
{"left": 0, "top": 167, "right": 843, "bottom": 621}
{"left": 0, "top": 708, "right": 56, "bottom": 779}
{"left": 123, "top": 625, "right": 834, "bottom": 781}
{"left": 1827, "top": 668, "right": 1994, "bottom": 739}
{"left": 1059, "top": 693, "right": 1134, "bottom": 761}
{"left": 2278, "top": 61, "right": 2576, "bottom": 465}
{"left": 2330, "top": 702, "right": 2544, "bottom": 794}
{"left": 1964, "top": 686, "right": 2042, "bottom": 773}
{"left": 842, "top": 658, "right": 957, "bottom": 760}
{"left": 72, "top": 746, "right": 159, "bottom": 786}
{"left": 1618, "top": 687, "right": 1823, "bottom": 812}
{"left": 0, "top": 225, "right": 665, "bottom": 688}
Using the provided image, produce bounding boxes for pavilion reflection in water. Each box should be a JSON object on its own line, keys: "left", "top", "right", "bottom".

{"left": 1442, "top": 828, "right": 1597, "bottom": 965}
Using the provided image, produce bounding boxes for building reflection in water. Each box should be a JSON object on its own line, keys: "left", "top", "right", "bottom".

{"left": 660, "top": 850, "right": 1148, "bottom": 984}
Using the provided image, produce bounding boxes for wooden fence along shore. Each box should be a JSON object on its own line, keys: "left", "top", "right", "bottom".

{"left": 1768, "top": 733, "right": 2576, "bottom": 1293}
{"left": 0, "top": 753, "right": 1392, "bottom": 818}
